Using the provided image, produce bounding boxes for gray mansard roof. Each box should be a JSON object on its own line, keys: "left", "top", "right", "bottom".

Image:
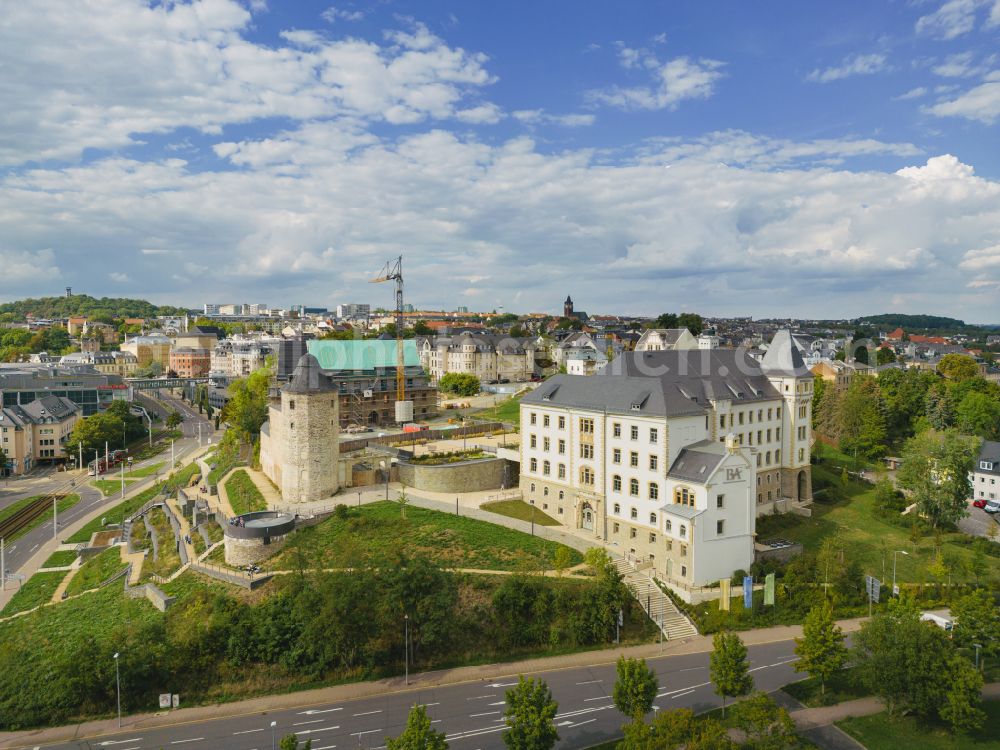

{"left": 667, "top": 440, "right": 727, "bottom": 483}
{"left": 978, "top": 440, "right": 1000, "bottom": 476}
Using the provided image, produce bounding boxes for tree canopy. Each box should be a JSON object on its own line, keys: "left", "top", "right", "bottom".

{"left": 386, "top": 704, "right": 448, "bottom": 750}
{"left": 612, "top": 656, "right": 658, "bottom": 720}
{"left": 896, "top": 429, "right": 978, "bottom": 529}
{"left": 438, "top": 372, "right": 481, "bottom": 396}
{"left": 502, "top": 676, "right": 559, "bottom": 750}
{"left": 0, "top": 294, "right": 186, "bottom": 322}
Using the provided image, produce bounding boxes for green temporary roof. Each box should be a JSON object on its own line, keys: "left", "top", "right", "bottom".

{"left": 306, "top": 339, "right": 420, "bottom": 371}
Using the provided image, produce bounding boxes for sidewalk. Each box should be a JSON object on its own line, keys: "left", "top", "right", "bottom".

{"left": 0, "top": 617, "right": 869, "bottom": 749}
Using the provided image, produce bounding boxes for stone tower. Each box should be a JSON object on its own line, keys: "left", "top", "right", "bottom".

{"left": 760, "top": 330, "right": 813, "bottom": 505}
{"left": 280, "top": 353, "right": 340, "bottom": 502}
{"left": 564, "top": 295, "right": 574, "bottom": 319}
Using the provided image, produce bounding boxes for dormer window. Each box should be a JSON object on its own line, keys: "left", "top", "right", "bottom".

{"left": 982, "top": 461, "right": 995, "bottom": 471}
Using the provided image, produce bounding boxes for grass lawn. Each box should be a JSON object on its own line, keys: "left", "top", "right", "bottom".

{"left": 225, "top": 470, "right": 267, "bottom": 515}
{"left": 40, "top": 550, "right": 78, "bottom": 569}
{"left": 126, "top": 462, "right": 164, "bottom": 478}
{"left": 66, "top": 461, "right": 201, "bottom": 544}
{"left": 0, "top": 495, "right": 42, "bottom": 525}
{"left": 92, "top": 478, "right": 137, "bottom": 496}
{"left": 207, "top": 442, "right": 243, "bottom": 486}
{"left": 1, "top": 572, "right": 66, "bottom": 616}
{"left": 203, "top": 518, "right": 224, "bottom": 544}
{"left": 472, "top": 390, "right": 527, "bottom": 427}
{"left": 142, "top": 507, "right": 180, "bottom": 580}
{"left": 837, "top": 700, "right": 1000, "bottom": 749}
{"left": 65, "top": 547, "right": 127, "bottom": 596}
{"left": 271, "top": 501, "right": 583, "bottom": 572}
{"left": 754, "top": 464, "right": 999, "bottom": 588}
{"left": 783, "top": 667, "right": 870, "bottom": 707}
{"left": 481, "top": 499, "right": 560, "bottom": 526}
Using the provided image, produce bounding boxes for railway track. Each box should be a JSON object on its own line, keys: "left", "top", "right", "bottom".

{"left": 0, "top": 493, "right": 66, "bottom": 541}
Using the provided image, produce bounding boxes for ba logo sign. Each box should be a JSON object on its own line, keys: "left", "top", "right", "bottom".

{"left": 726, "top": 468, "right": 743, "bottom": 481}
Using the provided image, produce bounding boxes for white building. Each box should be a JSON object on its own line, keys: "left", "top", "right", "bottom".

{"left": 565, "top": 348, "right": 607, "bottom": 376}
{"left": 697, "top": 333, "right": 720, "bottom": 350}
{"left": 635, "top": 328, "right": 699, "bottom": 352}
{"left": 972, "top": 440, "right": 1000, "bottom": 504}
{"left": 210, "top": 335, "right": 279, "bottom": 378}
{"left": 336, "top": 303, "right": 371, "bottom": 320}
{"left": 518, "top": 330, "right": 814, "bottom": 598}
{"left": 418, "top": 333, "right": 536, "bottom": 384}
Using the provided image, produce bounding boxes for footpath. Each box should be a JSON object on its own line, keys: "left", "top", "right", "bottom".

{"left": 0, "top": 617, "right": 870, "bottom": 749}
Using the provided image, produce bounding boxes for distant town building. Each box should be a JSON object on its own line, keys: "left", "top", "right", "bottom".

{"left": 120, "top": 334, "right": 172, "bottom": 368}
{"left": 972, "top": 440, "right": 1000, "bottom": 504}
{"left": 60, "top": 351, "right": 139, "bottom": 377}
{"left": 169, "top": 347, "right": 211, "bottom": 378}
{"left": 565, "top": 348, "right": 607, "bottom": 376}
{"left": 336, "top": 303, "right": 371, "bottom": 320}
{"left": 635, "top": 328, "right": 699, "bottom": 351}
{"left": 417, "top": 333, "right": 536, "bottom": 384}
{"left": 0, "top": 395, "right": 81, "bottom": 475}
{"left": 0, "top": 363, "right": 128, "bottom": 417}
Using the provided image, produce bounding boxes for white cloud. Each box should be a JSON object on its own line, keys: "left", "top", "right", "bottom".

{"left": 321, "top": 6, "right": 367, "bottom": 23}
{"left": 807, "top": 53, "right": 888, "bottom": 83}
{"left": 926, "top": 75, "right": 1000, "bottom": 123}
{"left": 589, "top": 55, "right": 726, "bottom": 110}
{"left": 959, "top": 244, "right": 1000, "bottom": 269}
{"left": 110, "top": 272, "right": 132, "bottom": 283}
{"left": 916, "top": 0, "right": 994, "bottom": 38}
{"left": 454, "top": 103, "right": 504, "bottom": 124}
{"left": 512, "top": 110, "right": 596, "bottom": 127}
{"left": 894, "top": 86, "right": 928, "bottom": 100}
{"left": 932, "top": 51, "right": 995, "bottom": 77}
{"left": 0, "top": 249, "right": 60, "bottom": 287}
{"left": 0, "top": 2, "right": 497, "bottom": 166}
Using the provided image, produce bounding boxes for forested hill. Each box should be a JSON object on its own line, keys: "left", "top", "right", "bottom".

{"left": 856, "top": 313, "right": 967, "bottom": 330}
{"left": 0, "top": 295, "right": 187, "bottom": 321}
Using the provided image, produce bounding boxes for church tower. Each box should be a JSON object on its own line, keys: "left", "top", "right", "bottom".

{"left": 280, "top": 353, "right": 340, "bottom": 502}
{"left": 564, "top": 295, "right": 574, "bottom": 319}
{"left": 760, "top": 330, "right": 814, "bottom": 505}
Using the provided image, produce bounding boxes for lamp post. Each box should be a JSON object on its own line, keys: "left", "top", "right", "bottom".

{"left": 270, "top": 720, "right": 277, "bottom": 750}
{"left": 973, "top": 643, "right": 982, "bottom": 671}
{"left": 113, "top": 652, "right": 121, "bottom": 728}
{"left": 892, "top": 550, "right": 908, "bottom": 595}
{"left": 530, "top": 498, "right": 535, "bottom": 537}
{"left": 404, "top": 614, "right": 410, "bottom": 685}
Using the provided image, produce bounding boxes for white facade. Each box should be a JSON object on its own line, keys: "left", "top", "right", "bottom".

{"left": 635, "top": 328, "right": 699, "bottom": 351}
{"left": 972, "top": 441, "right": 1000, "bottom": 502}
{"left": 419, "top": 334, "right": 536, "bottom": 384}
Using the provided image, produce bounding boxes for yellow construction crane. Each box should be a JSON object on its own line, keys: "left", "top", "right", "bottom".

{"left": 369, "top": 255, "right": 412, "bottom": 423}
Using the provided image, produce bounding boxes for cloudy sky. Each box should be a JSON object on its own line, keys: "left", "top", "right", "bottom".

{"left": 2, "top": 0, "right": 1000, "bottom": 321}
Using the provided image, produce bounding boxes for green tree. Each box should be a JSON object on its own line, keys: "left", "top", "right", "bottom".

{"left": 937, "top": 353, "right": 980, "bottom": 381}
{"left": 386, "top": 704, "right": 448, "bottom": 750}
{"left": 650, "top": 313, "right": 678, "bottom": 330}
{"left": 222, "top": 366, "right": 271, "bottom": 442}
{"left": 709, "top": 632, "right": 753, "bottom": 717}
{"left": 956, "top": 391, "right": 1000, "bottom": 440}
{"left": 583, "top": 546, "right": 611, "bottom": 574}
{"left": 502, "top": 676, "right": 559, "bottom": 750}
{"left": 875, "top": 346, "right": 897, "bottom": 366}
{"left": 612, "top": 656, "right": 658, "bottom": 721}
{"left": 897, "top": 429, "right": 977, "bottom": 529}
{"left": 279, "top": 734, "right": 311, "bottom": 750}
{"left": 940, "top": 654, "right": 986, "bottom": 732}
{"left": 618, "top": 709, "right": 735, "bottom": 750}
{"left": 395, "top": 485, "right": 410, "bottom": 519}
{"left": 438, "top": 373, "right": 481, "bottom": 396}
{"left": 676, "top": 312, "right": 704, "bottom": 336}
{"left": 951, "top": 588, "right": 1000, "bottom": 661}
{"left": 730, "top": 692, "right": 798, "bottom": 750}
{"left": 552, "top": 546, "right": 573, "bottom": 576}
{"left": 166, "top": 410, "right": 184, "bottom": 429}
{"left": 837, "top": 376, "right": 888, "bottom": 459}
{"left": 412, "top": 320, "right": 433, "bottom": 336}
{"left": 793, "top": 601, "right": 847, "bottom": 696}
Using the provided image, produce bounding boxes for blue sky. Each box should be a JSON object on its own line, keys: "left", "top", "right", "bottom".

{"left": 2, "top": 0, "right": 1000, "bottom": 321}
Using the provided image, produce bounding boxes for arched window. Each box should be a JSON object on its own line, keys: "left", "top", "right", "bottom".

{"left": 558, "top": 491, "right": 564, "bottom": 500}
{"left": 543, "top": 486, "right": 549, "bottom": 496}
{"left": 613, "top": 503, "right": 621, "bottom": 514}
{"left": 530, "top": 483, "right": 535, "bottom": 492}
{"left": 580, "top": 466, "right": 594, "bottom": 485}
{"left": 613, "top": 474, "right": 622, "bottom": 492}
{"left": 629, "top": 478, "right": 639, "bottom": 496}
{"left": 649, "top": 512, "right": 657, "bottom": 524}
{"left": 649, "top": 482, "right": 659, "bottom": 500}
{"left": 765, "top": 451, "right": 771, "bottom": 465}
{"left": 630, "top": 507, "right": 638, "bottom": 519}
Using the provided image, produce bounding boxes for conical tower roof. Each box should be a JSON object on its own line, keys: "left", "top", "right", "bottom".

{"left": 284, "top": 353, "right": 336, "bottom": 394}
{"left": 760, "top": 330, "right": 811, "bottom": 377}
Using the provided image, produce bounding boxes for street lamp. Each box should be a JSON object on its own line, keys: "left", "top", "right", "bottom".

{"left": 892, "top": 550, "right": 908, "bottom": 596}
{"left": 270, "top": 720, "right": 277, "bottom": 750}
{"left": 404, "top": 614, "right": 410, "bottom": 685}
{"left": 973, "top": 643, "right": 983, "bottom": 671}
{"left": 113, "top": 652, "right": 121, "bottom": 728}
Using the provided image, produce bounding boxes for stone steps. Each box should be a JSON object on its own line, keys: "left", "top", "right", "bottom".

{"left": 613, "top": 556, "right": 699, "bottom": 641}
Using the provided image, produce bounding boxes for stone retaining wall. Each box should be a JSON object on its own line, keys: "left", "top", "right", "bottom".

{"left": 396, "top": 456, "right": 514, "bottom": 493}
{"left": 224, "top": 532, "right": 290, "bottom": 566}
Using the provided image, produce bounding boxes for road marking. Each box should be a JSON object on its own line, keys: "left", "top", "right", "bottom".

{"left": 296, "top": 726, "right": 340, "bottom": 735}
{"left": 657, "top": 682, "right": 710, "bottom": 698}
{"left": 299, "top": 708, "right": 343, "bottom": 715}
{"left": 350, "top": 729, "right": 381, "bottom": 738}
{"left": 170, "top": 739, "right": 203, "bottom": 744}
{"left": 98, "top": 740, "right": 143, "bottom": 746}
{"left": 293, "top": 719, "right": 324, "bottom": 726}
{"left": 233, "top": 729, "right": 264, "bottom": 735}
{"left": 486, "top": 682, "right": 517, "bottom": 688}
{"left": 583, "top": 696, "right": 605, "bottom": 702}
{"left": 671, "top": 689, "right": 696, "bottom": 699}
{"left": 567, "top": 719, "right": 597, "bottom": 728}
{"left": 431, "top": 720, "right": 442, "bottom": 724}
{"left": 424, "top": 702, "right": 440, "bottom": 707}
{"left": 487, "top": 700, "right": 505, "bottom": 706}
{"left": 353, "top": 709, "right": 382, "bottom": 716}
{"left": 469, "top": 711, "right": 499, "bottom": 717}
{"left": 575, "top": 679, "right": 602, "bottom": 685}
{"left": 312, "top": 745, "right": 337, "bottom": 750}
{"left": 467, "top": 694, "right": 496, "bottom": 701}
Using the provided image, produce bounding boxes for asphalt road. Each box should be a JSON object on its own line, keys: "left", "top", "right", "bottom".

{"left": 958, "top": 503, "right": 1000, "bottom": 539}
{"left": 40, "top": 639, "right": 804, "bottom": 750}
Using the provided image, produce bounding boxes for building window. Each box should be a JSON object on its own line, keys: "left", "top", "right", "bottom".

{"left": 717, "top": 520, "right": 725, "bottom": 535}
{"left": 630, "top": 478, "right": 639, "bottom": 496}
{"left": 613, "top": 422, "right": 621, "bottom": 437}
{"left": 613, "top": 448, "right": 622, "bottom": 464}
{"left": 681, "top": 565, "right": 687, "bottom": 577}
{"left": 558, "top": 416, "right": 565, "bottom": 429}
{"left": 630, "top": 507, "right": 638, "bottom": 519}
{"left": 581, "top": 467, "right": 594, "bottom": 485}
{"left": 649, "top": 533, "right": 656, "bottom": 543}
{"left": 649, "top": 483, "right": 659, "bottom": 500}
{"left": 580, "top": 418, "right": 594, "bottom": 434}
{"left": 776, "top": 449, "right": 781, "bottom": 463}
{"left": 530, "top": 434, "right": 537, "bottom": 448}
{"left": 530, "top": 412, "right": 537, "bottom": 425}
{"left": 558, "top": 439, "right": 566, "bottom": 454}
{"left": 530, "top": 458, "right": 537, "bottom": 472}
{"left": 650, "top": 428, "right": 658, "bottom": 444}
{"left": 717, "top": 494, "right": 725, "bottom": 508}
{"left": 543, "top": 414, "right": 550, "bottom": 427}
{"left": 630, "top": 451, "right": 639, "bottom": 467}
{"left": 776, "top": 407, "right": 781, "bottom": 418}
{"left": 739, "top": 412, "right": 744, "bottom": 425}
{"left": 799, "top": 448, "right": 805, "bottom": 462}
{"left": 766, "top": 451, "right": 771, "bottom": 465}
{"left": 719, "top": 415, "right": 726, "bottom": 429}
{"left": 630, "top": 528, "right": 637, "bottom": 539}
{"left": 679, "top": 525, "right": 686, "bottom": 538}
{"left": 768, "top": 408, "right": 773, "bottom": 420}
{"left": 581, "top": 444, "right": 594, "bottom": 459}
{"left": 543, "top": 486, "right": 549, "bottom": 496}
{"left": 559, "top": 490, "right": 564, "bottom": 499}
{"left": 756, "top": 454, "right": 762, "bottom": 467}
{"left": 666, "top": 519, "right": 672, "bottom": 532}
{"left": 630, "top": 425, "right": 639, "bottom": 440}
{"left": 289, "top": 399, "right": 295, "bottom": 410}
{"left": 558, "top": 463, "right": 566, "bottom": 479}
{"left": 613, "top": 475, "right": 622, "bottom": 492}
{"left": 674, "top": 486, "right": 693, "bottom": 506}
{"left": 667, "top": 539, "right": 673, "bottom": 551}
{"left": 757, "top": 493, "right": 762, "bottom": 503}
{"left": 543, "top": 460, "right": 550, "bottom": 476}
{"left": 558, "top": 507, "right": 564, "bottom": 514}
{"left": 530, "top": 483, "right": 536, "bottom": 492}
{"left": 543, "top": 437, "right": 550, "bottom": 451}
{"left": 614, "top": 502, "right": 621, "bottom": 514}
{"left": 649, "top": 455, "right": 658, "bottom": 471}
{"left": 680, "top": 544, "right": 687, "bottom": 557}
{"left": 649, "top": 512, "right": 657, "bottom": 524}
{"left": 613, "top": 522, "right": 620, "bottom": 533}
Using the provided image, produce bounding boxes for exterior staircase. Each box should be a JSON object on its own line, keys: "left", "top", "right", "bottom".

{"left": 613, "top": 557, "right": 699, "bottom": 641}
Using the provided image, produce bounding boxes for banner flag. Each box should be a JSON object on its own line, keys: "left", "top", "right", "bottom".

{"left": 743, "top": 575, "right": 753, "bottom": 610}
{"left": 764, "top": 573, "right": 775, "bottom": 606}
{"left": 719, "top": 579, "right": 730, "bottom": 611}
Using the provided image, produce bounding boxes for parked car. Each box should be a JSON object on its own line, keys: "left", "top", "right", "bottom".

{"left": 985, "top": 499, "right": 1000, "bottom": 514}
{"left": 920, "top": 612, "right": 954, "bottom": 631}
{"left": 973, "top": 498, "right": 988, "bottom": 509}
